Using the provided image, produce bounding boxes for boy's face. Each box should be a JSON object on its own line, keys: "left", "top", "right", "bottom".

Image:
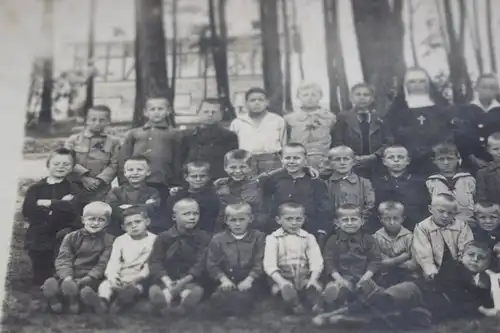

{"left": 145, "top": 98, "right": 170, "bottom": 123}
{"left": 246, "top": 92, "right": 269, "bottom": 114}
{"left": 225, "top": 211, "right": 252, "bottom": 235}
{"left": 174, "top": 202, "right": 200, "bottom": 230}
{"left": 476, "top": 206, "right": 500, "bottom": 232}
{"left": 47, "top": 154, "right": 74, "bottom": 179}
{"left": 82, "top": 213, "right": 109, "bottom": 234}
{"left": 276, "top": 207, "right": 305, "bottom": 234}
{"left": 351, "top": 86, "right": 374, "bottom": 109}
{"left": 224, "top": 159, "right": 252, "bottom": 181}
{"left": 461, "top": 246, "right": 490, "bottom": 274}
{"left": 336, "top": 210, "right": 363, "bottom": 234}
{"left": 199, "top": 102, "right": 223, "bottom": 125}
{"left": 476, "top": 78, "right": 499, "bottom": 101}
{"left": 86, "top": 109, "right": 110, "bottom": 134}
{"left": 383, "top": 147, "right": 410, "bottom": 173}
{"left": 429, "top": 199, "right": 457, "bottom": 226}
{"left": 487, "top": 139, "right": 500, "bottom": 161}
{"left": 433, "top": 153, "right": 459, "bottom": 175}
{"left": 328, "top": 151, "right": 354, "bottom": 175}
{"left": 380, "top": 210, "right": 404, "bottom": 234}
{"left": 297, "top": 88, "right": 321, "bottom": 109}
{"left": 124, "top": 160, "right": 151, "bottom": 184}
{"left": 123, "top": 213, "right": 150, "bottom": 238}
{"left": 281, "top": 147, "right": 307, "bottom": 174}
{"left": 185, "top": 165, "right": 210, "bottom": 190}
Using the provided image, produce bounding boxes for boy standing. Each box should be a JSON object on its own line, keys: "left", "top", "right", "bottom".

{"left": 230, "top": 87, "right": 287, "bottom": 174}
{"left": 148, "top": 199, "right": 212, "bottom": 315}
{"left": 477, "top": 132, "right": 500, "bottom": 205}
{"left": 41, "top": 202, "right": 114, "bottom": 314}
{"left": 105, "top": 155, "right": 160, "bottom": 235}
{"left": 206, "top": 203, "right": 266, "bottom": 317}
{"left": 260, "top": 143, "right": 332, "bottom": 243}
{"left": 322, "top": 204, "right": 382, "bottom": 311}
{"left": 165, "top": 161, "right": 220, "bottom": 232}
{"left": 22, "top": 148, "right": 81, "bottom": 286}
{"left": 96, "top": 206, "right": 157, "bottom": 313}
{"left": 64, "top": 105, "right": 121, "bottom": 203}
{"left": 178, "top": 98, "right": 238, "bottom": 180}
{"left": 263, "top": 203, "right": 324, "bottom": 315}
{"left": 413, "top": 194, "right": 473, "bottom": 280}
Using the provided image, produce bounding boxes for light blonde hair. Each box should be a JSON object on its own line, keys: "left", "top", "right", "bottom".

{"left": 225, "top": 202, "right": 253, "bottom": 217}
{"left": 83, "top": 201, "right": 112, "bottom": 218}
{"left": 328, "top": 145, "right": 355, "bottom": 158}
{"left": 296, "top": 82, "right": 323, "bottom": 99}
{"left": 378, "top": 201, "right": 405, "bottom": 216}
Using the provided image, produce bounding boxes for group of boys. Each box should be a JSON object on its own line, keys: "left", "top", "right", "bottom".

{"left": 21, "top": 82, "right": 500, "bottom": 329}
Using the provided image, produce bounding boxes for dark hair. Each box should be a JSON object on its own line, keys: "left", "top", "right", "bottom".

{"left": 224, "top": 149, "right": 253, "bottom": 167}
{"left": 121, "top": 205, "right": 149, "bottom": 223}
{"left": 183, "top": 160, "right": 211, "bottom": 176}
{"left": 475, "top": 201, "right": 500, "bottom": 212}
{"left": 378, "top": 201, "right": 405, "bottom": 215}
{"left": 432, "top": 142, "right": 459, "bottom": 158}
{"left": 46, "top": 147, "right": 77, "bottom": 167}
{"left": 336, "top": 203, "right": 362, "bottom": 218}
{"left": 245, "top": 87, "right": 267, "bottom": 101}
{"left": 87, "top": 104, "right": 112, "bottom": 120}
{"left": 125, "top": 154, "right": 151, "bottom": 166}
{"left": 277, "top": 202, "right": 305, "bottom": 216}
{"left": 281, "top": 142, "right": 307, "bottom": 156}
{"left": 196, "top": 98, "right": 222, "bottom": 114}
{"left": 350, "top": 82, "right": 375, "bottom": 96}
{"left": 382, "top": 145, "right": 409, "bottom": 158}
{"left": 463, "top": 240, "right": 492, "bottom": 257}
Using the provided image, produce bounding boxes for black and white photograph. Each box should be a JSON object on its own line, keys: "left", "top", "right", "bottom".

{"left": 3, "top": 0, "right": 500, "bottom": 332}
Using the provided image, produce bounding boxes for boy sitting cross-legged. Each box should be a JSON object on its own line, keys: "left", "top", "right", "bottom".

{"left": 105, "top": 155, "right": 161, "bottom": 236}
{"left": 95, "top": 206, "right": 157, "bottom": 314}
{"left": 41, "top": 202, "right": 114, "bottom": 314}
{"left": 148, "top": 198, "right": 212, "bottom": 315}
{"left": 206, "top": 203, "right": 266, "bottom": 318}
{"left": 263, "top": 202, "right": 324, "bottom": 316}
{"left": 322, "top": 204, "right": 382, "bottom": 311}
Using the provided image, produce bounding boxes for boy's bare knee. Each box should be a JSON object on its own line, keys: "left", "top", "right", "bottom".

{"left": 42, "top": 277, "right": 59, "bottom": 297}
{"left": 60, "top": 279, "right": 79, "bottom": 297}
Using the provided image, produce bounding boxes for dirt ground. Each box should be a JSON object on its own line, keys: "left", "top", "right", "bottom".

{"left": 3, "top": 180, "right": 500, "bottom": 332}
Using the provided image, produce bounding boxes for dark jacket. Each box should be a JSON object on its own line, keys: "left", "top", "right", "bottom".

{"left": 331, "top": 110, "right": 394, "bottom": 157}
{"left": 323, "top": 230, "right": 381, "bottom": 282}
{"left": 476, "top": 162, "right": 500, "bottom": 205}
{"left": 372, "top": 172, "right": 431, "bottom": 231}
{"left": 22, "top": 178, "right": 81, "bottom": 252}
{"left": 206, "top": 230, "right": 265, "bottom": 283}
{"left": 260, "top": 170, "right": 333, "bottom": 235}
{"left": 55, "top": 229, "right": 114, "bottom": 280}
{"left": 104, "top": 183, "right": 161, "bottom": 236}
{"left": 149, "top": 225, "right": 212, "bottom": 281}
{"left": 164, "top": 185, "right": 220, "bottom": 232}
{"left": 177, "top": 125, "right": 238, "bottom": 180}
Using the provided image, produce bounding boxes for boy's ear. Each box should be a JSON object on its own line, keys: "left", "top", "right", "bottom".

{"left": 144, "top": 218, "right": 151, "bottom": 227}
{"left": 275, "top": 216, "right": 281, "bottom": 225}
{"left": 428, "top": 205, "right": 433, "bottom": 214}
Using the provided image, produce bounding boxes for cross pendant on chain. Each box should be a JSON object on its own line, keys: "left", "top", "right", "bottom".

{"left": 417, "top": 115, "right": 426, "bottom": 126}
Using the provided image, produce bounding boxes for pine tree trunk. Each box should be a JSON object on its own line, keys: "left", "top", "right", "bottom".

{"left": 259, "top": 0, "right": 283, "bottom": 114}
{"left": 39, "top": 0, "right": 54, "bottom": 126}
{"left": 352, "top": 0, "right": 405, "bottom": 114}
{"left": 134, "top": 0, "right": 173, "bottom": 127}
{"left": 281, "top": 0, "right": 293, "bottom": 113}
{"left": 486, "top": 0, "right": 497, "bottom": 73}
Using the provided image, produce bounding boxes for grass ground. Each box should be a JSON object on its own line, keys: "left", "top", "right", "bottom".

{"left": 3, "top": 181, "right": 500, "bottom": 332}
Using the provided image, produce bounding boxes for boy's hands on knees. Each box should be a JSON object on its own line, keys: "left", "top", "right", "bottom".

{"left": 161, "top": 275, "right": 174, "bottom": 290}
{"left": 76, "top": 276, "right": 93, "bottom": 287}
{"left": 356, "top": 271, "right": 374, "bottom": 289}
{"left": 237, "top": 276, "right": 254, "bottom": 292}
{"left": 220, "top": 276, "right": 236, "bottom": 291}
{"left": 171, "top": 275, "right": 193, "bottom": 295}
{"left": 36, "top": 199, "right": 51, "bottom": 208}
{"left": 332, "top": 272, "right": 353, "bottom": 291}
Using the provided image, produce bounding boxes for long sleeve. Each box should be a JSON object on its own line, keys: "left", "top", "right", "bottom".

{"left": 313, "top": 180, "right": 333, "bottom": 234}
{"left": 457, "top": 223, "right": 474, "bottom": 255}
{"left": 117, "top": 130, "right": 135, "bottom": 185}
{"left": 104, "top": 238, "right": 122, "bottom": 281}
{"left": 306, "top": 234, "right": 324, "bottom": 274}
{"left": 330, "top": 117, "right": 345, "bottom": 147}
{"left": 206, "top": 238, "right": 226, "bottom": 280}
{"left": 188, "top": 234, "right": 210, "bottom": 278}
{"left": 323, "top": 236, "right": 338, "bottom": 276}
{"left": 149, "top": 235, "right": 169, "bottom": 281}
{"left": 64, "top": 136, "right": 90, "bottom": 177}
{"left": 374, "top": 119, "right": 395, "bottom": 157}
{"left": 22, "top": 185, "right": 43, "bottom": 223}
{"left": 263, "top": 235, "right": 279, "bottom": 277}
{"left": 412, "top": 225, "right": 438, "bottom": 276}
{"left": 249, "top": 232, "right": 266, "bottom": 279}
{"left": 55, "top": 233, "right": 75, "bottom": 279}
{"left": 96, "top": 138, "right": 120, "bottom": 184}
{"left": 476, "top": 171, "right": 487, "bottom": 202}
{"left": 366, "top": 236, "right": 382, "bottom": 273}
{"left": 87, "top": 235, "right": 114, "bottom": 280}
{"left": 362, "top": 178, "right": 375, "bottom": 221}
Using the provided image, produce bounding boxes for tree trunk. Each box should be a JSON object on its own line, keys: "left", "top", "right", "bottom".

{"left": 323, "top": 0, "right": 349, "bottom": 114}
{"left": 290, "top": 0, "right": 304, "bottom": 80}
{"left": 470, "top": 0, "right": 484, "bottom": 73}
{"left": 170, "top": 0, "right": 178, "bottom": 106}
{"left": 352, "top": 0, "right": 405, "bottom": 114}
{"left": 39, "top": 0, "right": 54, "bottom": 126}
{"left": 84, "top": 0, "right": 96, "bottom": 115}
{"left": 134, "top": 0, "right": 174, "bottom": 127}
{"left": 486, "top": 0, "right": 497, "bottom": 73}
{"left": 259, "top": 0, "right": 283, "bottom": 114}
{"left": 408, "top": 0, "right": 419, "bottom": 67}
{"left": 281, "top": 0, "right": 293, "bottom": 113}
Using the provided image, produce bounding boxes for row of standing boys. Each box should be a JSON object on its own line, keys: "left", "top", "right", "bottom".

{"left": 22, "top": 67, "right": 500, "bottom": 327}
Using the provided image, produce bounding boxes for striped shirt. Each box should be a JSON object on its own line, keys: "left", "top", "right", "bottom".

{"left": 373, "top": 227, "right": 413, "bottom": 260}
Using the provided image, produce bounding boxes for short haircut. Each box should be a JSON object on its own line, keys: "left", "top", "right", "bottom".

{"left": 245, "top": 87, "right": 267, "bottom": 101}
{"left": 87, "top": 104, "right": 111, "bottom": 119}
{"left": 83, "top": 201, "right": 112, "bottom": 218}
{"left": 463, "top": 240, "right": 492, "bottom": 257}
{"left": 350, "top": 82, "right": 375, "bottom": 96}
{"left": 173, "top": 198, "right": 199, "bottom": 212}
{"left": 432, "top": 142, "right": 459, "bottom": 158}
{"left": 328, "top": 145, "right": 355, "bottom": 158}
{"left": 487, "top": 132, "right": 500, "bottom": 145}
{"left": 277, "top": 202, "right": 305, "bottom": 216}
{"left": 121, "top": 205, "right": 149, "bottom": 221}
{"left": 296, "top": 82, "right": 323, "bottom": 98}
{"left": 46, "top": 147, "right": 77, "bottom": 168}
{"left": 281, "top": 142, "right": 307, "bottom": 156}
{"left": 382, "top": 145, "right": 409, "bottom": 158}
{"left": 431, "top": 193, "right": 456, "bottom": 205}
{"left": 225, "top": 202, "right": 252, "bottom": 216}
{"left": 336, "top": 203, "right": 362, "bottom": 218}
{"left": 476, "top": 73, "right": 498, "bottom": 87}
{"left": 125, "top": 154, "right": 151, "bottom": 166}
{"left": 224, "top": 149, "right": 253, "bottom": 167}
{"left": 378, "top": 201, "right": 405, "bottom": 215}
{"left": 183, "top": 160, "right": 211, "bottom": 175}
{"left": 474, "top": 201, "right": 500, "bottom": 213}
{"left": 196, "top": 98, "right": 221, "bottom": 114}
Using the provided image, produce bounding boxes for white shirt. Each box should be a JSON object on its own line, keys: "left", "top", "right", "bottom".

{"left": 105, "top": 232, "right": 157, "bottom": 284}
{"left": 229, "top": 112, "right": 287, "bottom": 154}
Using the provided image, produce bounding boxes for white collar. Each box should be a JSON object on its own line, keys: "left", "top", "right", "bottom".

{"left": 470, "top": 98, "right": 500, "bottom": 112}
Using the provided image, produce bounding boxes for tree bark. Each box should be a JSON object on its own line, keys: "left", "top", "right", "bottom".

{"left": 281, "top": 0, "right": 293, "bottom": 113}
{"left": 134, "top": 0, "right": 174, "bottom": 127}
{"left": 351, "top": 0, "right": 405, "bottom": 114}
{"left": 323, "top": 0, "right": 349, "bottom": 114}
{"left": 259, "top": 0, "right": 283, "bottom": 114}
{"left": 486, "top": 0, "right": 497, "bottom": 73}
{"left": 39, "top": 0, "right": 54, "bottom": 126}
{"left": 408, "top": 0, "right": 419, "bottom": 67}
{"left": 84, "top": 0, "right": 96, "bottom": 115}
